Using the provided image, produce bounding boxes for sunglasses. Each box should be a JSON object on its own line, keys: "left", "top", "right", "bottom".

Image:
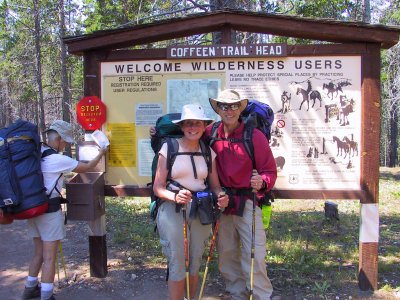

{"left": 217, "top": 102, "right": 241, "bottom": 111}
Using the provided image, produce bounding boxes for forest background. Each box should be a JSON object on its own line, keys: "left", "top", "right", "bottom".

{"left": 0, "top": 0, "right": 399, "bottom": 166}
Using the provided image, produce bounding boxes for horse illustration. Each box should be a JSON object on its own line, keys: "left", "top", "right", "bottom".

{"left": 310, "top": 90, "right": 322, "bottom": 108}
{"left": 296, "top": 87, "right": 309, "bottom": 111}
{"left": 338, "top": 80, "right": 352, "bottom": 88}
{"left": 339, "top": 96, "right": 355, "bottom": 126}
{"left": 297, "top": 80, "right": 322, "bottom": 110}
{"left": 332, "top": 136, "right": 349, "bottom": 158}
{"left": 343, "top": 136, "right": 358, "bottom": 157}
{"left": 323, "top": 82, "right": 343, "bottom": 100}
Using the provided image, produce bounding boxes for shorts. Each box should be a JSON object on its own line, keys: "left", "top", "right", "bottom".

{"left": 156, "top": 201, "right": 211, "bottom": 281}
{"left": 27, "top": 209, "right": 66, "bottom": 242}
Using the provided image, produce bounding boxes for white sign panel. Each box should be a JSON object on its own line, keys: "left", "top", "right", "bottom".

{"left": 101, "top": 56, "right": 361, "bottom": 189}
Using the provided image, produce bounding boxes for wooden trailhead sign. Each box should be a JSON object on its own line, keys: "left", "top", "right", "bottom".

{"left": 63, "top": 10, "right": 400, "bottom": 291}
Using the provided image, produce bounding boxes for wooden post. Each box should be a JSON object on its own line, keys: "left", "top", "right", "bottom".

{"left": 84, "top": 50, "right": 109, "bottom": 278}
{"left": 358, "top": 43, "right": 381, "bottom": 290}
{"left": 221, "top": 25, "right": 233, "bottom": 44}
{"left": 88, "top": 216, "right": 108, "bottom": 278}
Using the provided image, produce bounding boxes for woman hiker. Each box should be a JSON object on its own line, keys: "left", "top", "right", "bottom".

{"left": 153, "top": 104, "right": 229, "bottom": 300}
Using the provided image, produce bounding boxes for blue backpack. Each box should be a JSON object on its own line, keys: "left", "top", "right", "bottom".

{"left": 241, "top": 99, "right": 274, "bottom": 142}
{"left": 0, "top": 120, "right": 49, "bottom": 219}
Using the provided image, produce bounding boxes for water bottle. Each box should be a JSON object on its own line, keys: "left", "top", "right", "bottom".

{"left": 261, "top": 204, "right": 272, "bottom": 229}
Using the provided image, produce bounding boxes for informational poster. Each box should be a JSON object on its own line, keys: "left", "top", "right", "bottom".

{"left": 138, "top": 139, "right": 154, "bottom": 176}
{"left": 135, "top": 103, "right": 163, "bottom": 126}
{"left": 101, "top": 55, "right": 361, "bottom": 189}
{"left": 107, "top": 123, "right": 136, "bottom": 167}
{"left": 167, "top": 79, "right": 220, "bottom": 120}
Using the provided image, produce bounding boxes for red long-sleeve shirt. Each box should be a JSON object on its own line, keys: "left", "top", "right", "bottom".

{"left": 204, "top": 122, "right": 277, "bottom": 215}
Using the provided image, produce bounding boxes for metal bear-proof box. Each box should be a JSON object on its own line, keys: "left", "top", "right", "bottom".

{"left": 66, "top": 172, "right": 105, "bottom": 221}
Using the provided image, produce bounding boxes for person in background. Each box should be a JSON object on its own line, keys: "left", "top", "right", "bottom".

{"left": 204, "top": 89, "right": 277, "bottom": 300}
{"left": 153, "top": 104, "right": 229, "bottom": 300}
{"left": 22, "top": 120, "right": 107, "bottom": 300}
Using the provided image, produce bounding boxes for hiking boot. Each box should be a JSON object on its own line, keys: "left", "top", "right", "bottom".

{"left": 21, "top": 285, "right": 40, "bottom": 299}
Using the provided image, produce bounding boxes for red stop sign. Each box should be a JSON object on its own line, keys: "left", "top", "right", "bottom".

{"left": 76, "top": 96, "right": 107, "bottom": 130}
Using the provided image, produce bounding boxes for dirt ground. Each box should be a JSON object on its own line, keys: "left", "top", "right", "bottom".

{"left": 1, "top": 218, "right": 398, "bottom": 300}
{"left": 0, "top": 218, "right": 227, "bottom": 300}
{"left": 2, "top": 167, "right": 400, "bottom": 300}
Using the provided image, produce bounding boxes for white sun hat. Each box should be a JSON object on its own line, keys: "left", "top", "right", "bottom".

{"left": 46, "top": 120, "right": 76, "bottom": 143}
{"left": 172, "top": 104, "right": 213, "bottom": 124}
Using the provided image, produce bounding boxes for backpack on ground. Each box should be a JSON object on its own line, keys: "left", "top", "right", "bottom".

{"left": 149, "top": 113, "right": 212, "bottom": 223}
{"left": 0, "top": 120, "right": 62, "bottom": 221}
{"left": 209, "top": 99, "right": 275, "bottom": 206}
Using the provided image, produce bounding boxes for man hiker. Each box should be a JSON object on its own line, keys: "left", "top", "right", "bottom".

{"left": 22, "top": 120, "right": 107, "bottom": 300}
{"left": 205, "top": 89, "right": 277, "bottom": 300}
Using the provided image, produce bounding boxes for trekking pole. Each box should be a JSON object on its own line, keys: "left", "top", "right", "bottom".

{"left": 250, "top": 170, "right": 257, "bottom": 300}
{"left": 182, "top": 206, "right": 190, "bottom": 300}
{"left": 198, "top": 215, "right": 220, "bottom": 299}
{"left": 55, "top": 249, "right": 60, "bottom": 282}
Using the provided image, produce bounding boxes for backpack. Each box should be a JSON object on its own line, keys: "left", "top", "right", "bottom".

{"left": 0, "top": 120, "right": 59, "bottom": 220}
{"left": 209, "top": 99, "right": 275, "bottom": 206}
{"left": 149, "top": 114, "right": 212, "bottom": 222}
{"left": 240, "top": 99, "right": 274, "bottom": 142}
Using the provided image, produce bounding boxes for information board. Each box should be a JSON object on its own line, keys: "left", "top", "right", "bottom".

{"left": 101, "top": 56, "right": 361, "bottom": 189}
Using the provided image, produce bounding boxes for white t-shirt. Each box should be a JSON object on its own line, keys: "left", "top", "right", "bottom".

{"left": 41, "top": 145, "right": 79, "bottom": 198}
{"left": 159, "top": 139, "right": 216, "bottom": 192}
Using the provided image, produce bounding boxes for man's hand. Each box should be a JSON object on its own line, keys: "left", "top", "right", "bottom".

{"left": 250, "top": 169, "right": 265, "bottom": 191}
{"left": 98, "top": 147, "right": 108, "bottom": 156}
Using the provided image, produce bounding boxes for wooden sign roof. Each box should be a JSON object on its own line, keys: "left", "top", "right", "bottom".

{"left": 63, "top": 9, "right": 400, "bottom": 55}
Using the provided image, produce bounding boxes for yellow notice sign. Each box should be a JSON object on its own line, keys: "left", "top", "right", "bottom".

{"left": 107, "top": 123, "right": 136, "bottom": 167}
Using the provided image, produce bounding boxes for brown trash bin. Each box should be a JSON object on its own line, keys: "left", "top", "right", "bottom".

{"left": 66, "top": 172, "right": 105, "bottom": 221}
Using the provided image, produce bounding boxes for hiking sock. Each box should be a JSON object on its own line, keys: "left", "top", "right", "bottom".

{"left": 40, "top": 282, "right": 54, "bottom": 300}
{"left": 25, "top": 276, "right": 38, "bottom": 288}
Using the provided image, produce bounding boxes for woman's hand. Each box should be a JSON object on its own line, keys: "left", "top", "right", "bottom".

{"left": 250, "top": 169, "right": 265, "bottom": 191}
{"left": 174, "top": 189, "right": 192, "bottom": 205}
{"left": 217, "top": 191, "right": 229, "bottom": 209}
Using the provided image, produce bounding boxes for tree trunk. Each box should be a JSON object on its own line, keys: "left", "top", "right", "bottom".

{"left": 389, "top": 104, "right": 399, "bottom": 167}
{"left": 33, "top": 0, "right": 46, "bottom": 141}
{"left": 60, "top": 0, "right": 70, "bottom": 123}
{"left": 59, "top": 0, "right": 72, "bottom": 156}
{"left": 363, "top": 0, "right": 371, "bottom": 23}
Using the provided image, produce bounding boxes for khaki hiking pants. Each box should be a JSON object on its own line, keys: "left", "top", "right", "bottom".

{"left": 218, "top": 200, "right": 273, "bottom": 300}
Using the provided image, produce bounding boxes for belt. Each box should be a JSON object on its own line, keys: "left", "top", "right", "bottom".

{"left": 0, "top": 136, "right": 32, "bottom": 147}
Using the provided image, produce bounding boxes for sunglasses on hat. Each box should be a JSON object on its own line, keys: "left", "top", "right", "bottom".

{"left": 217, "top": 102, "right": 241, "bottom": 111}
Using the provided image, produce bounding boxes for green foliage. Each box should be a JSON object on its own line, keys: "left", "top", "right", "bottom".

{"left": 82, "top": 0, "right": 145, "bottom": 32}
{"left": 312, "top": 280, "right": 331, "bottom": 297}
{"left": 102, "top": 172, "right": 400, "bottom": 297}
{"left": 106, "top": 197, "right": 162, "bottom": 259}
